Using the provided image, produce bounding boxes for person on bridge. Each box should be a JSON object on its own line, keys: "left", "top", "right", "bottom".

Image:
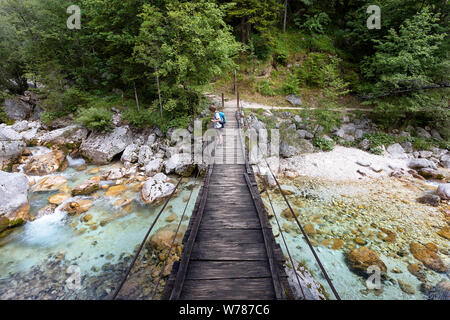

{"left": 210, "top": 106, "right": 224, "bottom": 145}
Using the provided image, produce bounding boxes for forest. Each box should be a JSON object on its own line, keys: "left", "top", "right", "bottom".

{"left": 0, "top": 0, "right": 449, "bottom": 137}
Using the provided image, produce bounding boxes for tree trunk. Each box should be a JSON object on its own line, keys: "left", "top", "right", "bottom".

{"left": 283, "top": 0, "right": 288, "bottom": 33}
{"left": 156, "top": 71, "right": 163, "bottom": 117}
{"left": 133, "top": 80, "right": 140, "bottom": 112}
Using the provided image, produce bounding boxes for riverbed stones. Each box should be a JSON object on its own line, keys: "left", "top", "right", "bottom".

{"left": 72, "top": 176, "right": 100, "bottom": 196}
{"left": 427, "top": 279, "right": 450, "bottom": 300}
{"left": 105, "top": 184, "right": 127, "bottom": 197}
{"left": 409, "top": 243, "right": 447, "bottom": 273}
{"left": 398, "top": 279, "right": 415, "bottom": 295}
{"left": 33, "top": 176, "right": 67, "bottom": 192}
{"left": 62, "top": 200, "right": 93, "bottom": 215}
{"left": 23, "top": 150, "right": 66, "bottom": 175}
{"left": 346, "top": 247, "right": 387, "bottom": 275}
{"left": 437, "top": 184, "right": 450, "bottom": 200}
{"left": 148, "top": 224, "right": 186, "bottom": 252}
{"left": 48, "top": 193, "right": 71, "bottom": 205}
{"left": 436, "top": 226, "right": 450, "bottom": 240}
{"left": 35, "top": 204, "right": 57, "bottom": 219}
{"left": 80, "top": 126, "right": 133, "bottom": 164}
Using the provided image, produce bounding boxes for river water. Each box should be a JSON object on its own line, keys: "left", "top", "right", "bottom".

{"left": 0, "top": 147, "right": 201, "bottom": 300}
{"left": 260, "top": 176, "right": 449, "bottom": 300}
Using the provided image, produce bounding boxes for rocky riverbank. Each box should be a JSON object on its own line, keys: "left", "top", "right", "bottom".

{"left": 0, "top": 91, "right": 206, "bottom": 300}
{"left": 245, "top": 109, "right": 449, "bottom": 300}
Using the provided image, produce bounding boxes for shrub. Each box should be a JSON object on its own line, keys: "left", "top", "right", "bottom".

{"left": 281, "top": 74, "right": 300, "bottom": 95}
{"left": 369, "top": 146, "right": 384, "bottom": 155}
{"left": 412, "top": 137, "right": 433, "bottom": 151}
{"left": 75, "top": 106, "right": 113, "bottom": 133}
{"left": 313, "top": 137, "right": 334, "bottom": 151}
{"left": 362, "top": 132, "right": 395, "bottom": 148}
{"left": 257, "top": 80, "right": 276, "bottom": 96}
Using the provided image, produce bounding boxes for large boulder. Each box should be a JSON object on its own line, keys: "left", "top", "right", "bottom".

{"left": 38, "top": 125, "right": 88, "bottom": 147}
{"left": 141, "top": 173, "right": 176, "bottom": 204}
{"left": 409, "top": 243, "right": 447, "bottom": 273}
{"left": 286, "top": 95, "right": 302, "bottom": 106}
{"left": 0, "top": 171, "right": 30, "bottom": 221}
{"left": 345, "top": 247, "right": 387, "bottom": 275}
{"left": 145, "top": 158, "right": 164, "bottom": 176}
{"left": 80, "top": 126, "right": 133, "bottom": 164}
{"left": 408, "top": 158, "right": 437, "bottom": 170}
{"left": 3, "top": 98, "right": 32, "bottom": 120}
{"left": 387, "top": 143, "right": 407, "bottom": 159}
{"left": 137, "top": 145, "right": 153, "bottom": 166}
{"left": 416, "top": 127, "right": 431, "bottom": 139}
{"left": 280, "top": 141, "right": 300, "bottom": 158}
{"left": 0, "top": 125, "right": 27, "bottom": 169}
{"left": 23, "top": 150, "right": 66, "bottom": 175}
{"left": 148, "top": 224, "right": 186, "bottom": 252}
{"left": 437, "top": 184, "right": 450, "bottom": 200}
{"left": 440, "top": 154, "right": 450, "bottom": 169}
{"left": 72, "top": 176, "right": 100, "bottom": 196}
{"left": 121, "top": 144, "right": 139, "bottom": 163}
{"left": 164, "top": 154, "right": 195, "bottom": 176}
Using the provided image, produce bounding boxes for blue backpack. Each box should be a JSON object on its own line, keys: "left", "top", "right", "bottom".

{"left": 218, "top": 112, "right": 226, "bottom": 127}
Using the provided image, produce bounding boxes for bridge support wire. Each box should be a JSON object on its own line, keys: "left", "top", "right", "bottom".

{"left": 262, "top": 182, "right": 306, "bottom": 300}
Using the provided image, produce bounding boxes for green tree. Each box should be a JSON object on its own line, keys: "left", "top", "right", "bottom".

{"left": 362, "top": 7, "right": 448, "bottom": 92}
{"left": 134, "top": 0, "right": 240, "bottom": 116}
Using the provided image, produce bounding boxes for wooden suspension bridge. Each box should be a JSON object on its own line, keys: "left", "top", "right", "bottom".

{"left": 162, "top": 97, "right": 293, "bottom": 300}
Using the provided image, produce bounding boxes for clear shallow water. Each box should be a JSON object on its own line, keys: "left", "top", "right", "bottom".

{"left": 262, "top": 179, "right": 448, "bottom": 300}
{"left": 0, "top": 150, "right": 201, "bottom": 298}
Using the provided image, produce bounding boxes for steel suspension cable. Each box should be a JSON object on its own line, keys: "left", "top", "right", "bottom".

{"left": 262, "top": 183, "right": 306, "bottom": 300}
{"left": 111, "top": 176, "right": 184, "bottom": 300}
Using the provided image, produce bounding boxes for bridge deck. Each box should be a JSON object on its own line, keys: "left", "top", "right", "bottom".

{"left": 162, "top": 102, "right": 292, "bottom": 300}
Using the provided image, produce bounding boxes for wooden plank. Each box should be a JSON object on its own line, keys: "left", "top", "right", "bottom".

{"left": 197, "top": 218, "right": 261, "bottom": 229}
{"left": 191, "top": 242, "right": 268, "bottom": 261}
{"left": 195, "top": 228, "right": 264, "bottom": 243}
{"left": 180, "top": 278, "right": 275, "bottom": 300}
{"left": 186, "top": 261, "right": 272, "bottom": 280}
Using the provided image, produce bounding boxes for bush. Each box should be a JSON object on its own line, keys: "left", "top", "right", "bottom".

{"left": 249, "top": 34, "right": 272, "bottom": 61}
{"left": 369, "top": 146, "right": 384, "bottom": 155}
{"left": 313, "top": 137, "right": 334, "bottom": 151}
{"left": 362, "top": 132, "right": 395, "bottom": 148}
{"left": 412, "top": 137, "right": 433, "bottom": 151}
{"left": 281, "top": 74, "right": 300, "bottom": 95}
{"left": 75, "top": 106, "right": 113, "bottom": 133}
{"left": 257, "top": 80, "right": 276, "bottom": 96}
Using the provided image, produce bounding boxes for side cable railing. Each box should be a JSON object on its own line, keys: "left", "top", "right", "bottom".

{"left": 150, "top": 169, "right": 202, "bottom": 299}
{"left": 111, "top": 134, "right": 218, "bottom": 300}
{"left": 235, "top": 96, "right": 341, "bottom": 300}
{"left": 111, "top": 176, "right": 183, "bottom": 300}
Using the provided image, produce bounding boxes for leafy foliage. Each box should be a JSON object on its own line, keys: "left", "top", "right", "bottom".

{"left": 312, "top": 137, "right": 334, "bottom": 151}
{"left": 75, "top": 106, "right": 113, "bottom": 133}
